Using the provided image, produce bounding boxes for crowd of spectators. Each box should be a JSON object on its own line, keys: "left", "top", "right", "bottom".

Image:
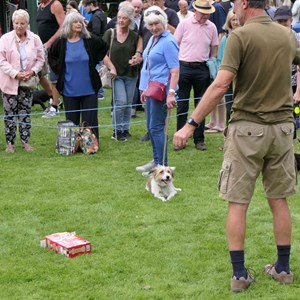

{"left": 0, "top": 0, "right": 299, "bottom": 159}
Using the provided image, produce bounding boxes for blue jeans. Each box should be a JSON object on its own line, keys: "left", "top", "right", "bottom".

{"left": 146, "top": 97, "right": 168, "bottom": 166}
{"left": 112, "top": 75, "right": 138, "bottom": 132}
{"left": 96, "top": 61, "right": 105, "bottom": 98}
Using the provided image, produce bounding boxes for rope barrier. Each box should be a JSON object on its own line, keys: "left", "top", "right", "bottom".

{"left": 0, "top": 94, "right": 234, "bottom": 129}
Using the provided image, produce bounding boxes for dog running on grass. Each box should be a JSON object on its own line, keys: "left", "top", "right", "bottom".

{"left": 144, "top": 166, "right": 181, "bottom": 202}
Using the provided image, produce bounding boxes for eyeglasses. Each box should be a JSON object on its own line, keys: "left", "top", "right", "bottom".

{"left": 145, "top": 10, "right": 161, "bottom": 17}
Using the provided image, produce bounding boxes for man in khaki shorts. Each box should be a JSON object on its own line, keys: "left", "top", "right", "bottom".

{"left": 173, "top": 0, "right": 300, "bottom": 293}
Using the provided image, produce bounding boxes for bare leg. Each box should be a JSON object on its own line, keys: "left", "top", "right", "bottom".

{"left": 227, "top": 202, "right": 254, "bottom": 292}
{"left": 268, "top": 198, "right": 291, "bottom": 245}
{"left": 227, "top": 202, "right": 249, "bottom": 250}
{"left": 39, "top": 76, "right": 52, "bottom": 97}
{"left": 52, "top": 84, "right": 60, "bottom": 107}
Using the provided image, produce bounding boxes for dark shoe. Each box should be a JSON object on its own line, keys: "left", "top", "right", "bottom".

{"left": 231, "top": 270, "right": 255, "bottom": 292}
{"left": 264, "top": 264, "right": 293, "bottom": 284}
{"left": 111, "top": 131, "right": 127, "bottom": 142}
{"left": 195, "top": 142, "right": 207, "bottom": 151}
{"left": 123, "top": 130, "right": 132, "bottom": 139}
{"left": 140, "top": 132, "right": 150, "bottom": 142}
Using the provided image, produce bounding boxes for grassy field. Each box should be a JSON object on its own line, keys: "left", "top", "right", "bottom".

{"left": 0, "top": 93, "right": 300, "bottom": 300}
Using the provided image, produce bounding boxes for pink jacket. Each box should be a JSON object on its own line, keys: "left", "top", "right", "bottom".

{"left": 0, "top": 30, "right": 44, "bottom": 95}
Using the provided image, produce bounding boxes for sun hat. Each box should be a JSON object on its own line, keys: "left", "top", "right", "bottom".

{"left": 192, "top": 0, "right": 215, "bottom": 14}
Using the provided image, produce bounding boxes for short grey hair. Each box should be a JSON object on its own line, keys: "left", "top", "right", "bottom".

{"left": 144, "top": 6, "right": 168, "bottom": 29}
{"left": 117, "top": 4, "right": 136, "bottom": 31}
{"left": 60, "top": 12, "right": 91, "bottom": 39}
{"left": 12, "top": 9, "right": 29, "bottom": 24}
{"left": 248, "top": 0, "right": 266, "bottom": 9}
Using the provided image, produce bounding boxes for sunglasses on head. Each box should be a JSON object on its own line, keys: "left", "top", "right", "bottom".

{"left": 145, "top": 10, "right": 161, "bottom": 17}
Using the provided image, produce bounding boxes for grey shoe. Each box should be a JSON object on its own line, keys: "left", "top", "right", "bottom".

{"left": 136, "top": 160, "right": 157, "bottom": 172}
{"left": 264, "top": 264, "right": 293, "bottom": 284}
{"left": 231, "top": 271, "right": 255, "bottom": 292}
{"left": 139, "top": 132, "right": 150, "bottom": 142}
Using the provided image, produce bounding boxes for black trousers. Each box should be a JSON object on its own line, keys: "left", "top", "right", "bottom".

{"left": 177, "top": 63, "right": 210, "bottom": 144}
{"left": 63, "top": 94, "right": 99, "bottom": 141}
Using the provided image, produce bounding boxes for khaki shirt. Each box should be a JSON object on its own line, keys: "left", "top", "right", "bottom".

{"left": 220, "top": 16, "right": 300, "bottom": 124}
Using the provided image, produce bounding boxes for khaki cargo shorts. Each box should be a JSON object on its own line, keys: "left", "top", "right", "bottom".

{"left": 218, "top": 121, "right": 298, "bottom": 204}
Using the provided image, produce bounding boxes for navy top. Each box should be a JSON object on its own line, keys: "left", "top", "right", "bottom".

{"left": 36, "top": 0, "right": 59, "bottom": 44}
{"left": 63, "top": 38, "right": 94, "bottom": 97}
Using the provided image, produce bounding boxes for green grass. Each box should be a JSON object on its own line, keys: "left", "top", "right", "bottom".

{"left": 0, "top": 93, "right": 300, "bottom": 299}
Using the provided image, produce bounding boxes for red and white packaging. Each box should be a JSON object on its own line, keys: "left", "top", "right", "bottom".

{"left": 40, "top": 232, "right": 92, "bottom": 258}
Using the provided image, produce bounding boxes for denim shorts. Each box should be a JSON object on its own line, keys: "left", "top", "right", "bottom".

{"left": 49, "top": 66, "right": 58, "bottom": 84}
{"left": 218, "top": 120, "right": 297, "bottom": 203}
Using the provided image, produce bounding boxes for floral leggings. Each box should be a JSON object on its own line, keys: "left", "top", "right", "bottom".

{"left": 3, "top": 88, "right": 32, "bottom": 145}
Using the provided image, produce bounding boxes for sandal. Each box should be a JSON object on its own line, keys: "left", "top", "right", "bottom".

{"left": 213, "top": 126, "right": 225, "bottom": 132}
{"left": 22, "top": 143, "right": 34, "bottom": 152}
{"left": 204, "top": 123, "right": 215, "bottom": 130}
{"left": 5, "top": 144, "right": 15, "bottom": 153}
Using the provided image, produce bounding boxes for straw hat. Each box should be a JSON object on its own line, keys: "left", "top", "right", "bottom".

{"left": 192, "top": 0, "right": 215, "bottom": 14}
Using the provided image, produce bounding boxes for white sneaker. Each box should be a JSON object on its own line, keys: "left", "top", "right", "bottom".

{"left": 42, "top": 106, "right": 58, "bottom": 118}
{"left": 136, "top": 160, "right": 157, "bottom": 172}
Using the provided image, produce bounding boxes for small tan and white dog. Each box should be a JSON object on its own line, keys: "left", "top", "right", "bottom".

{"left": 144, "top": 166, "right": 181, "bottom": 201}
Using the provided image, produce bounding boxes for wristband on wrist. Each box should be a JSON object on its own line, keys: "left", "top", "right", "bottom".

{"left": 168, "top": 88, "right": 176, "bottom": 95}
{"left": 136, "top": 51, "right": 142, "bottom": 55}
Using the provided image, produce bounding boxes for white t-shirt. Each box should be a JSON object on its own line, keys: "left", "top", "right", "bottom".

{"left": 177, "top": 11, "right": 194, "bottom": 22}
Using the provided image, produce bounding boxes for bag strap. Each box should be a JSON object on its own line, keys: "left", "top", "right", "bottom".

{"left": 146, "top": 36, "right": 170, "bottom": 85}
{"left": 108, "top": 28, "right": 115, "bottom": 57}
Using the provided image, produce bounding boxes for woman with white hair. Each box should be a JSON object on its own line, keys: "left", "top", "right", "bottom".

{"left": 103, "top": 4, "right": 139, "bottom": 142}
{"left": 136, "top": 6, "right": 179, "bottom": 172}
{"left": 0, "top": 9, "right": 44, "bottom": 153}
{"left": 48, "top": 11, "right": 108, "bottom": 142}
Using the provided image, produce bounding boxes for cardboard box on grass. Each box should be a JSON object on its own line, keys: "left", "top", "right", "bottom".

{"left": 40, "top": 232, "right": 91, "bottom": 258}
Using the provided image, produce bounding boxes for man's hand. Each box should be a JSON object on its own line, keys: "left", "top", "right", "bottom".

{"left": 173, "top": 124, "right": 195, "bottom": 149}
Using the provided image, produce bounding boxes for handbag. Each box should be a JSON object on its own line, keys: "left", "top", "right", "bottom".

{"left": 75, "top": 122, "right": 99, "bottom": 155}
{"left": 144, "top": 80, "right": 167, "bottom": 101}
{"left": 19, "top": 76, "right": 40, "bottom": 90}
{"left": 99, "top": 64, "right": 112, "bottom": 89}
{"left": 99, "top": 28, "right": 115, "bottom": 89}
{"left": 144, "top": 40, "right": 170, "bottom": 101}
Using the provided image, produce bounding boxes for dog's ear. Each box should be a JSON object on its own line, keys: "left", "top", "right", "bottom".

{"left": 170, "top": 166, "right": 176, "bottom": 177}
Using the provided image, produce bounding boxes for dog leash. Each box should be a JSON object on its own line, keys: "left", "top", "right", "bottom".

{"left": 162, "top": 108, "right": 171, "bottom": 166}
